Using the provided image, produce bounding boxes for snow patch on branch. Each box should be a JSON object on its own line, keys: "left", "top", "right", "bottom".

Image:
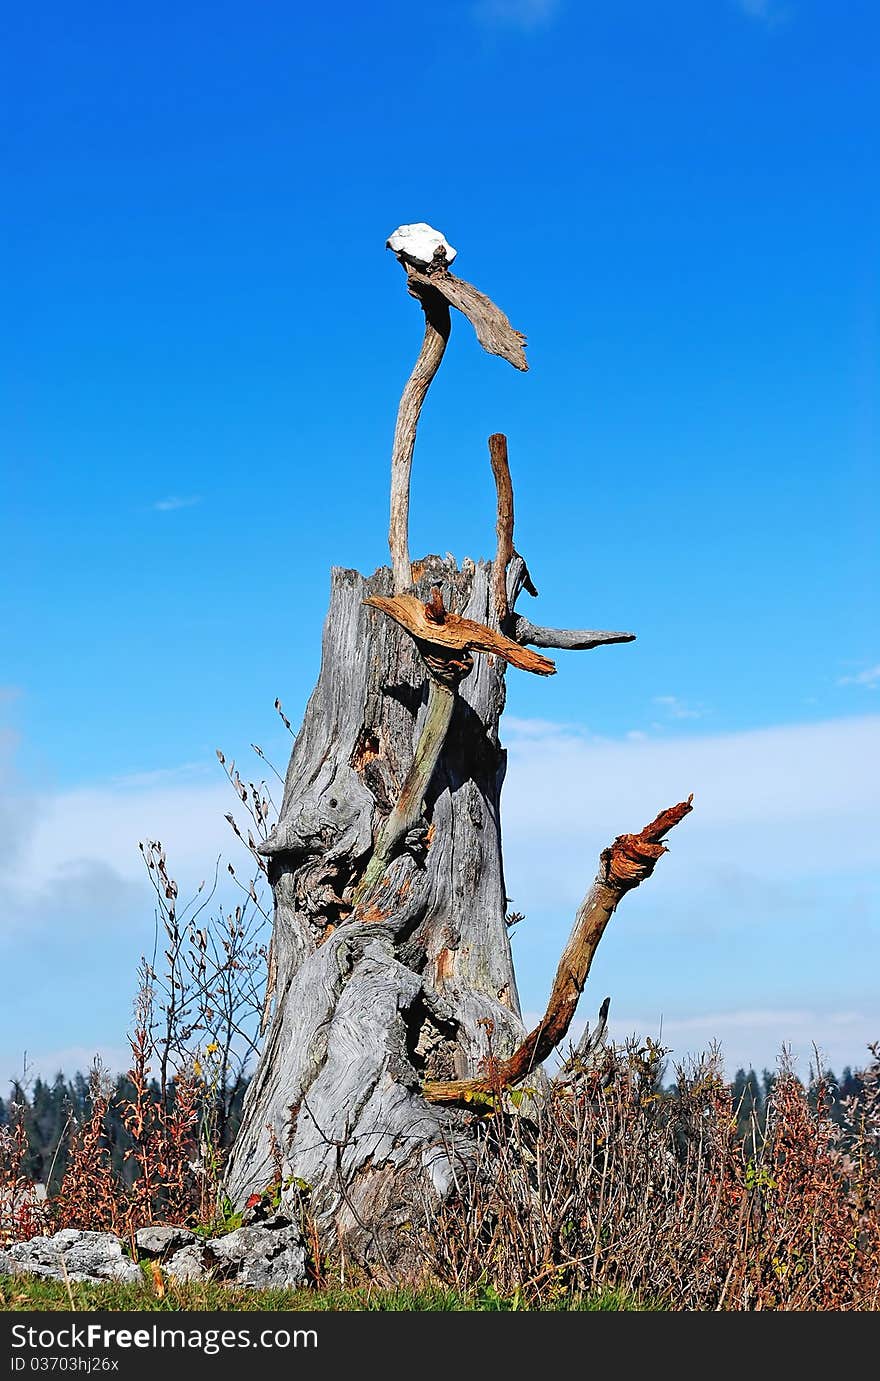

{"left": 386, "top": 222, "right": 457, "bottom": 268}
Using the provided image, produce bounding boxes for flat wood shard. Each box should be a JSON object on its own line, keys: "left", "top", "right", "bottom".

{"left": 407, "top": 269, "right": 528, "bottom": 371}
{"left": 364, "top": 590, "right": 556, "bottom": 676}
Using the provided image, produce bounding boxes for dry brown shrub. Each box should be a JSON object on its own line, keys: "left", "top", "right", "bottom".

{"left": 0, "top": 1106, "right": 43, "bottom": 1245}
{"left": 419, "top": 1040, "right": 880, "bottom": 1311}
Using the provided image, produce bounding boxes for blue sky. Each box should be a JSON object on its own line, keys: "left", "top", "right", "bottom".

{"left": 2, "top": 0, "right": 877, "bottom": 1085}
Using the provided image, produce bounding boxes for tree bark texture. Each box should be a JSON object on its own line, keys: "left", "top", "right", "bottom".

{"left": 225, "top": 555, "right": 526, "bottom": 1264}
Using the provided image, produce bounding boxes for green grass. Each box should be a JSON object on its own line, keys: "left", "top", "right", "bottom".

{"left": 0, "top": 1274, "right": 659, "bottom": 1312}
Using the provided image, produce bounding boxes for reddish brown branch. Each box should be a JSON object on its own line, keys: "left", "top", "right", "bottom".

{"left": 364, "top": 591, "right": 556, "bottom": 676}
{"left": 422, "top": 796, "right": 693, "bottom": 1106}
{"left": 488, "top": 433, "right": 514, "bottom": 626}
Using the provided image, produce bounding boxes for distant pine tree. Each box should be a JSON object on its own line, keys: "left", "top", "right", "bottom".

{"left": 2, "top": 1069, "right": 251, "bottom": 1190}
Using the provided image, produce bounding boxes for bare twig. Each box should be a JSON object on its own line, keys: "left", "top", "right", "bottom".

{"left": 488, "top": 433, "right": 514, "bottom": 626}
{"left": 422, "top": 797, "right": 693, "bottom": 1106}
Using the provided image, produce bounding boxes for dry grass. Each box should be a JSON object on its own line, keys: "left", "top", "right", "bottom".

{"left": 1, "top": 1056, "right": 212, "bottom": 1248}
{"left": 418, "top": 1041, "right": 880, "bottom": 1311}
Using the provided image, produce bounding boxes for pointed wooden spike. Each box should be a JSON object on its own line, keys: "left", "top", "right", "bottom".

{"left": 424, "top": 585, "right": 446, "bottom": 624}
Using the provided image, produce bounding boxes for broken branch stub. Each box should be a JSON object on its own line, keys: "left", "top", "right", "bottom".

{"left": 560, "top": 996, "right": 612, "bottom": 1082}
{"left": 504, "top": 555, "right": 636, "bottom": 651}
{"left": 364, "top": 589, "right": 556, "bottom": 676}
{"left": 422, "top": 796, "right": 694, "bottom": 1107}
{"left": 512, "top": 616, "right": 636, "bottom": 651}
{"left": 488, "top": 433, "right": 514, "bottom": 627}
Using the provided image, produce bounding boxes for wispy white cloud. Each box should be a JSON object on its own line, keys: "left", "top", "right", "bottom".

{"left": 735, "top": 0, "right": 790, "bottom": 24}
{"left": 2, "top": 713, "right": 877, "bottom": 1079}
{"left": 152, "top": 495, "right": 202, "bottom": 512}
{"left": 531, "top": 1006, "right": 876, "bottom": 1081}
{"left": 5, "top": 717, "right": 878, "bottom": 933}
{"left": 0, "top": 753, "right": 252, "bottom": 1086}
{"left": 502, "top": 713, "right": 880, "bottom": 909}
{"left": 838, "top": 664, "right": 880, "bottom": 689}
{"left": 502, "top": 713, "right": 879, "bottom": 1072}
{"left": 473, "top": 0, "right": 561, "bottom": 30}
{"left": 0, "top": 762, "right": 232, "bottom": 942}
{"left": 505, "top": 715, "right": 578, "bottom": 738}
{"left": 653, "top": 694, "right": 705, "bottom": 721}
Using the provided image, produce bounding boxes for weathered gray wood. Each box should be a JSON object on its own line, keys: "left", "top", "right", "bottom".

{"left": 224, "top": 556, "right": 526, "bottom": 1268}
{"left": 504, "top": 554, "right": 635, "bottom": 650}
{"left": 512, "top": 615, "right": 636, "bottom": 650}
{"left": 349, "top": 674, "right": 457, "bottom": 907}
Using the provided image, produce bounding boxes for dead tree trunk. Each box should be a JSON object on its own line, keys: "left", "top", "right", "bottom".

{"left": 224, "top": 225, "right": 691, "bottom": 1269}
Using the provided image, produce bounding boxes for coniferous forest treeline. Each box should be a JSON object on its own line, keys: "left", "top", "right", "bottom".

{"left": 1, "top": 1059, "right": 872, "bottom": 1192}
{"left": 0, "top": 1070, "right": 249, "bottom": 1192}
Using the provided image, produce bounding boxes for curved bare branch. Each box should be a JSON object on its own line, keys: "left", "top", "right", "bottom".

{"left": 422, "top": 797, "right": 693, "bottom": 1107}
{"left": 389, "top": 281, "right": 451, "bottom": 593}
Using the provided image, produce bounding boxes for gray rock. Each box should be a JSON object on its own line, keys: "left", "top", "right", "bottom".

{"left": 205, "top": 1223, "right": 308, "bottom": 1289}
{"left": 0, "top": 1230, "right": 141, "bottom": 1285}
{"left": 134, "top": 1225, "right": 197, "bottom": 1259}
{"left": 0, "top": 1222, "right": 310, "bottom": 1293}
{"left": 163, "top": 1243, "right": 207, "bottom": 1283}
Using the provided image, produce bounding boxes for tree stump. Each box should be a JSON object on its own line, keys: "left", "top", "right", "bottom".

{"left": 225, "top": 556, "right": 526, "bottom": 1267}
{"left": 223, "top": 225, "right": 691, "bottom": 1272}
